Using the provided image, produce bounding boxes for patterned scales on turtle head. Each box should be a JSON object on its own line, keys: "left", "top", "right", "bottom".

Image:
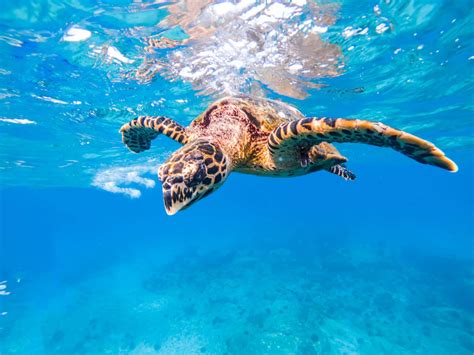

{"left": 157, "top": 139, "right": 229, "bottom": 215}
{"left": 119, "top": 95, "right": 458, "bottom": 215}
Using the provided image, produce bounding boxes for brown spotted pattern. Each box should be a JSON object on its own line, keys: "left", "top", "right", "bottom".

{"left": 119, "top": 116, "right": 188, "bottom": 153}
{"left": 158, "top": 139, "right": 229, "bottom": 215}
{"left": 267, "top": 117, "right": 458, "bottom": 172}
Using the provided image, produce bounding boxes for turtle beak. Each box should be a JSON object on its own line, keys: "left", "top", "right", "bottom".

{"left": 163, "top": 189, "right": 178, "bottom": 216}
{"left": 161, "top": 176, "right": 203, "bottom": 215}
{"left": 162, "top": 182, "right": 189, "bottom": 216}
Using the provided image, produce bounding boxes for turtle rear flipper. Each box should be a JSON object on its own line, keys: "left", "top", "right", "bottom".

{"left": 119, "top": 116, "right": 188, "bottom": 153}
{"left": 268, "top": 117, "right": 458, "bottom": 172}
{"left": 305, "top": 142, "right": 355, "bottom": 181}
{"left": 326, "top": 164, "right": 356, "bottom": 181}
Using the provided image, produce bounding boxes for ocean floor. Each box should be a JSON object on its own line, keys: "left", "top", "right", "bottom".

{"left": 2, "top": 235, "right": 473, "bottom": 354}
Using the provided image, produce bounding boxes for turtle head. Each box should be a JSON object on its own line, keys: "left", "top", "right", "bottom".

{"left": 158, "top": 139, "right": 230, "bottom": 215}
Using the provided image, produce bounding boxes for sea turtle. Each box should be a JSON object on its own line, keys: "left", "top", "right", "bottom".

{"left": 119, "top": 96, "right": 458, "bottom": 215}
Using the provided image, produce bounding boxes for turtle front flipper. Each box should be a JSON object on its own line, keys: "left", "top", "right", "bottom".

{"left": 119, "top": 116, "right": 188, "bottom": 153}
{"left": 268, "top": 117, "right": 458, "bottom": 172}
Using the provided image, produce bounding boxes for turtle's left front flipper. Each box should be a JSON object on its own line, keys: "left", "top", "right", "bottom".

{"left": 268, "top": 117, "right": 458, "bottom": 172}
{"left": 119, "top": 116, "right": 188, "bottom": 153}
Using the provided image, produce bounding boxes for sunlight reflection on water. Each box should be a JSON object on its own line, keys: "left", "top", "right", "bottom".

{"left": 0, "top": 0, "right": 472, "bottom": 192}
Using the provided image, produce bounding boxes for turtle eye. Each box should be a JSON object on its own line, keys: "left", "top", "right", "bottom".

{"left": 184, "top": 151, "right": 204, "bottom": 162}
{"left": 186, "top": 163, "right": 206, "bottom": 187}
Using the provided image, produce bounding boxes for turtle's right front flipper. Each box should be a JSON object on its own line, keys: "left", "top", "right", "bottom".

{"left": 268, "top": 117, "right": 458, "bottom": 172}
{"left": 119, "top": 116, "right": 188, "bottom": 153}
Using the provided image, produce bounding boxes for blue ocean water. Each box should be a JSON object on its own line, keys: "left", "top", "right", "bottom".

{"left": 1, "top": 0, "right": 473, "bottom": 354}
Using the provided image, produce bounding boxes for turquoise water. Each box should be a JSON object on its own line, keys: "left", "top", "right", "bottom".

{"left": 1, "top": 0, "right": 473, "bottom": 354}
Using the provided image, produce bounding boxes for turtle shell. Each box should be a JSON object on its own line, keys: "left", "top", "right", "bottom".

{"left": 192, "top": 95, "right": 306, "bottom": 133}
